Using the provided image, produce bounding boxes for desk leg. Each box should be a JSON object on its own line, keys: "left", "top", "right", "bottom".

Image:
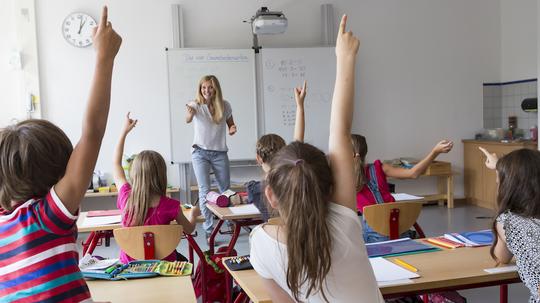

{"left": 447, "top": 175, "right": 454, "bottom": 208}
{"left": 437, "top": 177, "right": 446, "bottom": 207}
{"left": 209, "top": 219, "right": 224, "bottom": 255}
{"left": 225, "top": 269, "right": 233, "bottom": 303}
{"left": 82, "top": 231, "right": 103, "bottom": 255}
{"left": 500, "top": 284, "right": 508, "bottom": 303}
{"left": 226, "top": 222, "right": 242, "bottom": 257}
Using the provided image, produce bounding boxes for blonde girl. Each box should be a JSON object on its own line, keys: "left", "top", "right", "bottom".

{"left": 113, "top": 113, "right": 200, "bottom": 264}
{"left": 249, "top": 15, "right": 383, "bottom": 302}
{"left": 186, "top": 75, "right": 236, "bottom": 239}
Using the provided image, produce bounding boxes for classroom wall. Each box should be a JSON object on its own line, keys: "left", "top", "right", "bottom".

{"left": 0, "top": 0, "right": 19, "bottom": 126}
{"left": 500, "top": 0, "right": 537, "bottom": 82}
{"left": 35, "top": 0, "right": 502, "bottom": 199}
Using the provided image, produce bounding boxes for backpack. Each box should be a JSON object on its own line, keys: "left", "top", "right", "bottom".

{"left": 193, "top": 246, "right": 237, "bottom": 303}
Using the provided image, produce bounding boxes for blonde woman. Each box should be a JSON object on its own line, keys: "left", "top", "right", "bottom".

{"left": 186, "top": 75, "right": 237, "bottom": 238}
{"left": 113, "top": 112, "right": 200, "bottom": 263}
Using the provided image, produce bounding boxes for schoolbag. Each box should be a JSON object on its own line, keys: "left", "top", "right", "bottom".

{"left": 193, "top": 246, "right": 237, "bottom": 303}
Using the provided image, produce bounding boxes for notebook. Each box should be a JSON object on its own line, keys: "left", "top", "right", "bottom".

{"left": 369, "top": 257, "right": 420, "bottom": 282}
{"left": 365, "top": 238, "right": 440, "bottom": 258}
{"left": 445, "top": 230, "right": 494, "bottom": 247}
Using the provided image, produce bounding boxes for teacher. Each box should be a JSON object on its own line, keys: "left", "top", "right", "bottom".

{"left": 186, "top": 75, "right": 237, "bottom": 239}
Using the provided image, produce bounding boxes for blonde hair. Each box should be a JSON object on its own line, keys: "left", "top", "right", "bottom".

{"left": 124, "top": 150, "right": 167, "bottom": 226}
{"left": 351, "top": 134, "right": 368, "bottom": 192}
{"left": 256, "top": 134, "right": 286, "bottom": 164}
{"left": 267, "top": 141, "right": 333, "bottom": 302}
{"left": 196, "top": 75, "right": 225, "bottom": 124}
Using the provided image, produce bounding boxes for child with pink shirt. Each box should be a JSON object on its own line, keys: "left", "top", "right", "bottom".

{"left": 113, "top": 113, "right": 200, "bottom": 263}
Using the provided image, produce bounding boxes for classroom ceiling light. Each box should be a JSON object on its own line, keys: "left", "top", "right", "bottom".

{"left": 250, "top": 7, "right": 287, "bottom": 35}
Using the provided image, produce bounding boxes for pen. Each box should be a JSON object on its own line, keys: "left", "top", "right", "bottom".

{"left": 393, "top": 258, "right": 418, "bottom": 272}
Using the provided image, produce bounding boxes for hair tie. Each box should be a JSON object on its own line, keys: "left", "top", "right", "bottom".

{"left": 354, "top": 153, "right": 360, "bottom": 158}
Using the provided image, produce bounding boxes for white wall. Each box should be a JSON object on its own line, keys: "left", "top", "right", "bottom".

{"left": 500, "top": 0, "right": 537, "bottom": 82}
{"left": 35, "top": 0, "right": 502, "bottom": 198}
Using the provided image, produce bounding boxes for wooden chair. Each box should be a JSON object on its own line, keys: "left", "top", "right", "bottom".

{"left": 113, "top": 225, "right": 183, "bottom": 260}
{"left": 363, "top": 201, "right": 425, "bottom": 240}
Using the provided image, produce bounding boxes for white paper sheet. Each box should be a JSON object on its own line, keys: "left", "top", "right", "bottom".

{"left": 484, "top": 265, "right": 518, "bottom": 274}
{"left": 392, "top": 193, "right": 424, "bottom": 201}
{"left": 377, "top": 279, "right": 414, "bottom": 287}
{"left": 369, "top": 257, "right": 420, "bottom": 282}
{"left": 82, "top": 215, "right": 121, "bottom": 226}
{"left": 229, "top": 204, "right": 261, "bottom": 215}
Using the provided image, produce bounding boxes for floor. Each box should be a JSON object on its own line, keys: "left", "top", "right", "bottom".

{"left": 79, "top": 201, "right": 531, "bottom": 303}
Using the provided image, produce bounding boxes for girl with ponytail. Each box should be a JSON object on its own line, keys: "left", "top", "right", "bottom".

{"left": 249, "top": 15, "right": 383, "bottom": 303}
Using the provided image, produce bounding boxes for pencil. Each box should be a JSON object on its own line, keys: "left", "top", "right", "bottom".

{"left": 393, "top": 258, "right": 418, "bottom": 272}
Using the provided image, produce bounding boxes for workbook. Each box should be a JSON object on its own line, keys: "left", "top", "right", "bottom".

{"left": 444, "top": 230, "right": 494, "bottom": 247}
{"left": 80, "top": 255, "right": 192, "bottom": 280}
{"left": 365, "top": 238, "right": 440, "bottom": 258}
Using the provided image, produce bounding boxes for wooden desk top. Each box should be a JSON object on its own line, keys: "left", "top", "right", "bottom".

{"left": 224, "top": 246, "right": 519, "bottom": 302}
{"left": 223, "top": 259, "right": 271, "bottom": 303}
{"left": 85, "top": 187, "right": 180, "bottom": 198}
{"left": 206, "top": 203, "right": 262, "bottom": 221}
{"left": 86, "top": 276, "right": 196, "bottom": 303}
{"left": 77, "top": 208, "right": 204, "bottom": 233}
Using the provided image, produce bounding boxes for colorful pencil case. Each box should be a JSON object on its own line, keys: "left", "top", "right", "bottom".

{"left": 224, "top": 255, "right": 253, "bottom": 271}
{"left": 82, "top": 260, "right": 193, "bottom": 280}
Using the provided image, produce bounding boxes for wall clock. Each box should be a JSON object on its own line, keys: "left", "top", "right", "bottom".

{"left": 62, "top": 12, "right": 96, "bottom": 48}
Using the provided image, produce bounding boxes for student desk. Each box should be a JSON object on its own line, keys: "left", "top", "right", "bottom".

{"left": 85, "top": 187, "right": 180, "bottom": 198}
{"left": 223, "top": 246, "right": 520, "bottom": 303}
{"left": 387, "top": 161, "right": 455, "bottom": 208}
{"left": 206, "top": 203, "right": 263, "bottom": 256}
{"left": 77, "top": 208, "right": 204, "bottom": 255}
{"left": 87, "top": 276, "right": 196, "bottom": 303}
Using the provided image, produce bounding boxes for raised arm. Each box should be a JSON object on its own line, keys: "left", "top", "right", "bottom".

{"left": 383, "top": 140, "right": 453, "bottom": 179}
{"left": 479, "top": 146, "right": 498, "bottom": 170}
{"left": 113, "top": 112, "right": 137, "bottom": 189}
{"left": 55, "top": 6, "right": 122, "bottom": 214}
{"left": 293, "top": 80, "right": 306, "bottom": 142}
{"left": 328, "top": 15, "right": 360, "bottom": 211}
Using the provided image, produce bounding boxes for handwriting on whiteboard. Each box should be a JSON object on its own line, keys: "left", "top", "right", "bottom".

{"left": 183, "top": 54, "right": 249, "bottom": 63}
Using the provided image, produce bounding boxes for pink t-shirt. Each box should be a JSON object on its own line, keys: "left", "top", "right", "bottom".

{"left": 117, "top": 183, "right": 180, "bottom": 263}
{"left": 356, "top": 159, "right": 395, "bottom": 213}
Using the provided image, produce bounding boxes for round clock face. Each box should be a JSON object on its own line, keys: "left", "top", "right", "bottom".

{"left": 62, "top": 12, "right": 96, "bottom": 48}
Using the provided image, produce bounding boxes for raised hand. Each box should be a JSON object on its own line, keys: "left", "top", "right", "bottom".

{"left": 479, "top": 147, "right": 498, "bottom": 170}
{"left": 122, "top": 112, "right": 138, "bottom": 135}
{"left": 432, "top": 140, "right": 453, "bottom": 155}
{"left": 92, "top": 6, "right": 122, "bottom": 63}
{"left": 335, "top": 15, "right": 360, "bottom": 60}
{"left": 294, "top": 80, "right": 307, "bottom": 107}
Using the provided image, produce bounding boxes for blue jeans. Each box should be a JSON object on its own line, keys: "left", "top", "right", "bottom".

{"left": 192, "top": 147, "right": 230, "bottom": 233}
{"left": 360, "top": 216, "right": 416, "bottom": 243}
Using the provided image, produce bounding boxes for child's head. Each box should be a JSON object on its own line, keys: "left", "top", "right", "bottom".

{"left": 125, "top": 150, "right": 167, "bottom": 226}
{"left": 495, "top": 149, "right": 540, "bottom": 217}
{"left": 351, "top": 134, "right": 368, "bottom": 191}
{"left": 265, "top": 141, "right": 333, "bottom": 301}
{"left": 196, "top": 75, "right": 224, "bottom": 123}
{"left": 490, "top": 148, "right": 540, "bottom": 262}
{"left": 0, "top": 120, "right": 73, "bottom": 210}
{"left": 255, "top": 134, "right": 286, "bottom": 172}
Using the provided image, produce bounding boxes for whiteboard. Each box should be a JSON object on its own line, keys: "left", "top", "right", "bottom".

{"left": 167, "top": 48, "right": 258, "bottom": 163}
{"left": 260, "top": 47, "right": 336, "bottom": 152}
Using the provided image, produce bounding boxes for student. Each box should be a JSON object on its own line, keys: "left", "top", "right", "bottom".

{"left": 0, "top": 7, "right": 121, "bottom": 302}
{"left": 246, "top": 81, "right": 307, "bottom": 222}
{"left": 249, "top": 15, "right": 383, "bottom": 302}
{"left": 112, "top": 113, "right": 200, "bottom": 264}
{"left": 186, "top": 75, "right": 236, "bottom": 238}
{"left": 352, "top": 134, "right": 453, "bottom": 242}
{"left": 480, "top": 147, "right": 540, "bottom": 303}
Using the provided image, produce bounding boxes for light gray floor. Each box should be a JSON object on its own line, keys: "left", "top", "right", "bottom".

{"left": 79, "top": 202, "right": 530, "bottom": 302}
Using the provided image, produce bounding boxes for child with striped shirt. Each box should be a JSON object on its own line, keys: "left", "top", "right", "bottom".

{"left": 0, "top": 7, "right": 121, "bottom": 302}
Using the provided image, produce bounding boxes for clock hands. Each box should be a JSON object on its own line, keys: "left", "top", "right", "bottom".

{"left": 78, "top": 17, "right": 87, "bottom": 35}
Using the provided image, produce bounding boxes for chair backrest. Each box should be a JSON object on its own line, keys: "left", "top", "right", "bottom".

{"left": 113, "top": 225, "right": 183, "bottom": 260}
{"left": 363, "top": 202, "right": 423, "bottom": 238}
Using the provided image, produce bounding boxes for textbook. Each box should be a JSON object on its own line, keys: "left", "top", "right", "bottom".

{"left": 365, "top": 238, "right": 439, "bottom": 258}
{"left": 80, "top": 255, "right": 192, "bottom": 280}
{"left": 424, "top": 236, "right": 465, "bottom": 249}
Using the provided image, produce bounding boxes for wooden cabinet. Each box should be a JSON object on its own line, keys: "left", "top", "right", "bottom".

{"left": 463, "top": 140, "right": 537, "bottom": 209}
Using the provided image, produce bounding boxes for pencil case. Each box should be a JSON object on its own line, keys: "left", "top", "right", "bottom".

{"left": 82, "top": 260, "right": 193, "bottom": 280}
{"left": 224, "top": 255, "right": 253, "bottom": 271}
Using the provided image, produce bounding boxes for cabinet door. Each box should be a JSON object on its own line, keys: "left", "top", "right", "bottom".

{"left": 464, "top": 143, "right": 483, "bottom": 203}
{"left": 481, "top": 145, "right": 516, "bottom": 209}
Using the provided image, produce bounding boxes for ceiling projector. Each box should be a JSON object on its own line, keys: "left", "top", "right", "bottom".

{"left": 251, "top": 7, "right": 287, "bottom": 35}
